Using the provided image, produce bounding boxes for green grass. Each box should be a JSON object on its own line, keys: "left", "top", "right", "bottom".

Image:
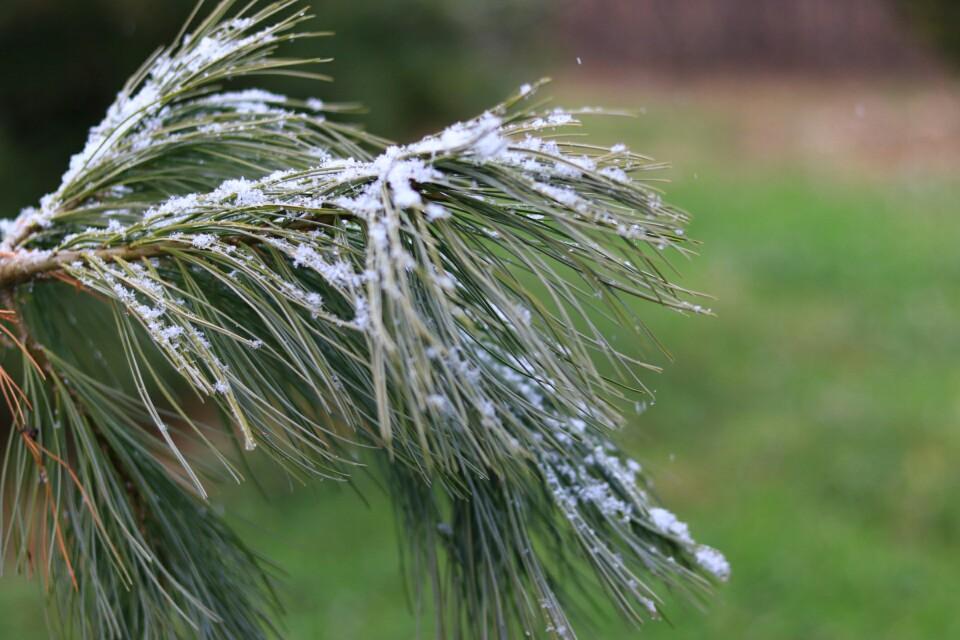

{"left": 3, "top": 88, "right": 958, "bottom": 638}
{"left": 625, "top": 171, "right": 960, "bottom": 639}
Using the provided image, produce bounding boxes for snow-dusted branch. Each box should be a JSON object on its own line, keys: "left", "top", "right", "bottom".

{"left": 0, "top": 2, "right": 725, "bottom": 639}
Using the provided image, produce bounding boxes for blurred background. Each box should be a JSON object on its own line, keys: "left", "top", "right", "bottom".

{"left": 1, "top": 0, "right": 959, "bottom": 637}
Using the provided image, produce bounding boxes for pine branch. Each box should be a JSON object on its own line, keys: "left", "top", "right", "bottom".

{"left": 1, "top": 2, "right": 728, "bottom": 638}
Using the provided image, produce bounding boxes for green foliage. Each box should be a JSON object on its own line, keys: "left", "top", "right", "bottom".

{"left": 302, "top": 0, "right": 549, "bottom": 135}
{"left": 898, "top": 0, "right": 960, "bottom": 67}
{"left": 0, "top": 2, "right": 721, "bottom": 638}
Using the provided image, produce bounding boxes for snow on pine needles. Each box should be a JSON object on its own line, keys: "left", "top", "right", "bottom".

{"left": 0, "top": 3, "right": 725, "bottom": 639}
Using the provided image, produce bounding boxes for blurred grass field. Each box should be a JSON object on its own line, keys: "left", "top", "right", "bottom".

{"left": 2, "top": 78, "right": 958, "bottom": 638}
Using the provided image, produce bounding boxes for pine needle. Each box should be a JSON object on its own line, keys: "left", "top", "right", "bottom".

{"left": 0, "top": 2, "right": 726, "bottom": 638}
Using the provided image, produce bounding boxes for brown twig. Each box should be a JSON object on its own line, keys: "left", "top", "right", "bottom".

{"left": 0, "top": 293, "right": 141, "bottom": 590}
